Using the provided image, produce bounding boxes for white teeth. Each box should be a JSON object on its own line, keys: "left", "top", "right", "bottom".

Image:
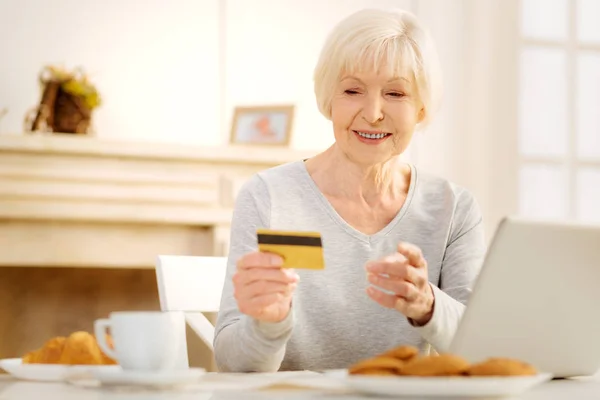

{"left": 356, "top": 131, "right": 387, "bottom": 139}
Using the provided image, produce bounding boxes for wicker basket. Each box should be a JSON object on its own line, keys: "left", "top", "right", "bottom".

{"left": 25, "top": 66, "right": 99, "bottom": 135}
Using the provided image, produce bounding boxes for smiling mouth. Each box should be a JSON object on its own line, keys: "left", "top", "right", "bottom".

{"left": 353, "top": 130, "right": 392, "bottom": 140}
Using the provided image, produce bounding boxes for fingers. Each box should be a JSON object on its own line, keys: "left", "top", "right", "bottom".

{"left": 366, "top": 243, "right": 433, "bottom": 321}
{"left": 367, "top": 273, "right": 419, "bottom": 300}
{"left": 237, "top": 251, "right": 284, "bottom": 269}
{"left": 366, "top": 286, "right": 397, "bottom": 308}
{"left": 233, "top": 266, "right": 298, "bottom": 303}
{"left": 233, "top": 267, "right": 299, "bottom": 287}
{"left": 250, "top": 292, "right": 289, "bottom": 309}
{"left": 238, "top": 292, "right": 290, "bottom": 315}
{"left": 397, "top": 242, "right": 426, "bottom": 268}
{"left": 233, "top": 251, "right": 299, "bottom": 318}
{"left": 366, "top": 253, "right": 409, "bottom": 278}
{"left": 366, "top": 286, "right": 425, "bottom": 317}
{"left": 237, "top": 280, "right": 297, "bottom": 301}
{"left": 366, "top": 257, "right": 426, "bottom": 287}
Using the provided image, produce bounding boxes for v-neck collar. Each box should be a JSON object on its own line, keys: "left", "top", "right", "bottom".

{"left": 295, "top": 160, "right": 417, "bottom": 244}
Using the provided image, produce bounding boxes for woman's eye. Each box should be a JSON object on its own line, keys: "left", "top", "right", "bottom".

{"left": 344, "top": 89, "right": 360, "bottom": 95}
{"left": 388, "top": 92, "right": 405, "bottom": 98}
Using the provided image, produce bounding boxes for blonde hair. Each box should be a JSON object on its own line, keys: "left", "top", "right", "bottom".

{"left": 313, "top": 8, "right": 443, "bottom": 129}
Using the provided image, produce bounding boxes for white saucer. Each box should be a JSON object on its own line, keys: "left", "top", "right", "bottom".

{"left": 0, "top": 358, "right": 120, "bottom": 382}
{"left": 92, "top": 367, "right": 206, "bottom": 387}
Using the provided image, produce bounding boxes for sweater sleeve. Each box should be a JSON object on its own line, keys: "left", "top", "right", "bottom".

{"left": 213, "top": 174, "right": 295, "bottom": 372}
{"left": 410, "top": 189, "right": 487, "bottom": 352}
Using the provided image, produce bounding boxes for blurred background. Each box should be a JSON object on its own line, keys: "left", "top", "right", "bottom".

{"left": 1, "top": 0, "right": 599, "bottom": 236}
{"left": 0, "top": 0, "right": 598, "bottom": 371}
{"left": 2, "top": 0, "right": 599, "bottom": 240}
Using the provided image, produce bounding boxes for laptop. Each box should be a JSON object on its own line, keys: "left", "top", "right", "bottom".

{"left": 449, "top": 216, "right": 600, "bottom": 378}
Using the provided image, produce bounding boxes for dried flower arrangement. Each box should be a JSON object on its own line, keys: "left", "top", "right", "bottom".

{"left": 25, "top": 66, "right": 101, "bottom": 134}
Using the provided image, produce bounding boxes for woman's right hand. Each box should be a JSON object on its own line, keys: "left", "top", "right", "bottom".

{"left": 232, "top": 252, "right": 299, "bottom": 323}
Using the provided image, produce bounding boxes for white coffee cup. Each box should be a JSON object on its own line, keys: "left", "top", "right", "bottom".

{"left": 94, "top": 311, "right": 189, "bottom": 371}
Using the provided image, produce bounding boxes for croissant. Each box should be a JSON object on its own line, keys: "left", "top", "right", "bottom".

{"left": 22, "top": 331, "right": 117, "bottom": 365}
{"left": 22, "top": 336, "right": 66, "bottom": 364}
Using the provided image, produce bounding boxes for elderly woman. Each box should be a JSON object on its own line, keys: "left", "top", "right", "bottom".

{"left": 213, "top": 8, "right": 486, "bottom": 373}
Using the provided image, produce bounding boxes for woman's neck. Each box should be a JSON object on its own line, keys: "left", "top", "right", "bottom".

{"left": 305, "top": 145, "right": 410, "bottom": 205}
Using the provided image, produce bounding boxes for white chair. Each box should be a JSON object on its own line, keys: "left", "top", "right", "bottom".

{"left": 155, "top": 255, "right": 228, "bottom": 352}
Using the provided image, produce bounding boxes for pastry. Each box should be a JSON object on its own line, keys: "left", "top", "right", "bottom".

{"left": 58, "top": 331, "right": 105, "bottom": 365}
{"left": 353, "top": 368, "right": 397, "bottom": 376}
{"left": 22, "top": 336, "right": 66, "bottom": 364}
{"left": 378, "top": 345, "right": 419, "bottom": 361}
{"left": 22, "top": 331, "right": 117, "bottom": 365}
{"left": 466, "top": 358, "right": 537, "bottom": 376}
{"left": 399, "top": 354, "right": 470, "bottom": 376}
{"left": 349, "top": 356, "right": 405, "bottom": 375}
{"left": 347, "top": 344, "right": 538, "bottom": 379}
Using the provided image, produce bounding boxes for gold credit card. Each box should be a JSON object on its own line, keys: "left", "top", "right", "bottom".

{"left": 257, "top": 229, "right": 324, "bottom": 270}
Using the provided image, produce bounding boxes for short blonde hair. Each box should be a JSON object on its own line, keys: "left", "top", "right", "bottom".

{"left": 313, "top": 8, "right": 443, "bottom": 128}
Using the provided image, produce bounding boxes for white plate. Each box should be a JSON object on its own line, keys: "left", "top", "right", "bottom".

{"left": 0, "top": 358, "right": 120, "bottom": 382}
{"left": 324, "top": 369, "right": 553, "bottom": 398}
{"left": 92, "top": 367, "right": 206, "bottom": 388}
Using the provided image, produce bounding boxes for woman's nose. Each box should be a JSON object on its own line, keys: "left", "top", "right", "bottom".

{"left": 361, "top": 95, "right": 384, "bottom": 123}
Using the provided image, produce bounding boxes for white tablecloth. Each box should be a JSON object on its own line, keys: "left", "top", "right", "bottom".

{"left": 0, "top": 371, "right": 599, "bottom": 400}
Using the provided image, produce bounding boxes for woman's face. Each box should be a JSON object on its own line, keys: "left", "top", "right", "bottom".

{"left": 330, "top": 68, "right": 424, "bottom": 166}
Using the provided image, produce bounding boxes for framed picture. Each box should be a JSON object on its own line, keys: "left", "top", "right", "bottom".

{"left": 230, "top": 105, "right": 294, "bottom": 146}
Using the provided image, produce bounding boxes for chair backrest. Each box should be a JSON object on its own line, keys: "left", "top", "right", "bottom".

{"left": 155, "top": 255, "right": 228, "bottom": 351}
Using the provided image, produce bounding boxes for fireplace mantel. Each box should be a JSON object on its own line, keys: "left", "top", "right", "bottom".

{"left": 0, "top": 133, "right": 316, "bottom": 267}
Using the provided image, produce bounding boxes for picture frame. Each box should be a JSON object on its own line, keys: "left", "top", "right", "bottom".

{"left": 229, "top": 105, "right": 294, "bottom": 146}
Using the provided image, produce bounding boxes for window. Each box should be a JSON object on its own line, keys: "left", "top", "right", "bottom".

{"left": 518, "top": 0, "right": 600, "bottom": 223}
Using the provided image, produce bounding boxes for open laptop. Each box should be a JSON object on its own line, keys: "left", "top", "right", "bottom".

{"left": 449, "top": 216, "right": 600, "bottom": 378}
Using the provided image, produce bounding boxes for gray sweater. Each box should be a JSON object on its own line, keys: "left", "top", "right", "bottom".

{"left": 214, "top": 160, "right": 486, "bottom": 372}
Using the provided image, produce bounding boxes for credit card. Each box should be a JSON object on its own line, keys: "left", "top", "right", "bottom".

{"left": 256, "top": 229, "right": 325, "bottom": 270}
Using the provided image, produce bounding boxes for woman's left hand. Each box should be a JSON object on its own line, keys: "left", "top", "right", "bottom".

{"left": 365, "top": 242, "right": 435, "bottom": 325}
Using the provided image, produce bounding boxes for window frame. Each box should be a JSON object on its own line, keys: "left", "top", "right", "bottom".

{"left": 517, "top": 0, "right": 600, "bottom": 221}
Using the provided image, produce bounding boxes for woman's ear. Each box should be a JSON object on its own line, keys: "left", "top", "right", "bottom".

{"left": 417, "top": 106, "right": 426, "bottom": 124}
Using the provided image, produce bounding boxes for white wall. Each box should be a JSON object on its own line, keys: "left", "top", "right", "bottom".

{"left": 409, "top": 0, "right": 467, "bottom": 182}
{"left": 0, "top": 0, "right": 412, "bottom": 151}
{"left": 0, "top": 0, "right": 221, "bottom": 146}
{"left": 413, "top": 0, "right": 520, "bottom": 240}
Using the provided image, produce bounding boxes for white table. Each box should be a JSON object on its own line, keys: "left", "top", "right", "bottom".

{"left": 0, "top": 373, "right": 599, "bottom": 400}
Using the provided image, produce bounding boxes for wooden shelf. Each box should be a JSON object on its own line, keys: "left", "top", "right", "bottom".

{"left": 0, "top": 133, "right": 317, "bottom": 165}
